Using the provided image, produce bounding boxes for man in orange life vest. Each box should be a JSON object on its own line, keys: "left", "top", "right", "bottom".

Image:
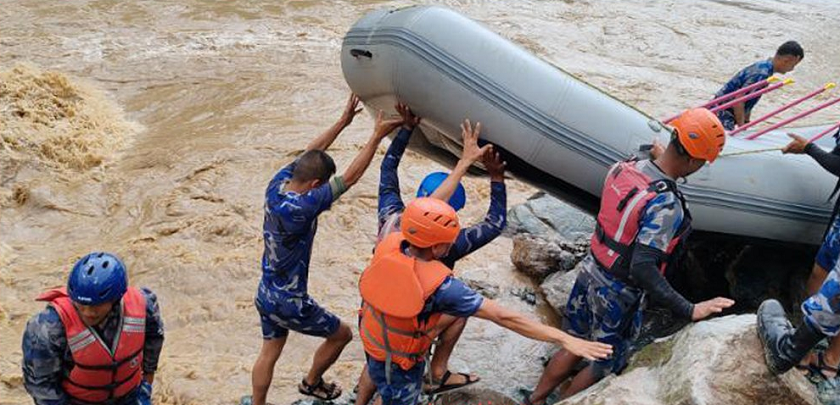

{"left": 358, "top": 196, "right": 614, "bottom": 405}
{"left": 22, "top": 252, "right": 164, "bottom": 405}
{"left": 353, "top": 115, "right": 508, "bottom": 405}
{"left": 527, "top": 108, "right": 736, "bottom": 404}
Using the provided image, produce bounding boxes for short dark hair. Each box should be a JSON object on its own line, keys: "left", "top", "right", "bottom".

{"left": 292, "top": 150, "right": 336, "bottom": 184}
{"left": 669, "top": 133, "right": 690, "bottom": 158}
{"left": 776, "top": 41, "right": 804, "bottom": 60}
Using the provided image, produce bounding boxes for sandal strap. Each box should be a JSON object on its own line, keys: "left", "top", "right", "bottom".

{"left": 300, "top": 378, "right": 341, "bottom": 399}
{"left": 819, "top": 352, "right": 840, "bottom": 373}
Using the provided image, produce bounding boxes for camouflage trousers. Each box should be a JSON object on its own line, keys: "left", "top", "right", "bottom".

{"left": 563, "top": 256, "right": 645, "bottom": 377}
{"left": 803, "top": 264, "right": 840, "bottom": 337}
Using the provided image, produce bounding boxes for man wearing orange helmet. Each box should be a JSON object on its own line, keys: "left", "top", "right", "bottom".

{"left": 527, "top": 108, "right": 735, "bottom": 404}
{"left": 358, "top": 196, "right": 614, "bottom": 405}
{"left": 354, "top": 116, "right": 505, "bottom": 405}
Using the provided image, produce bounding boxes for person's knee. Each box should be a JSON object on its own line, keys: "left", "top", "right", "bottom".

{"left": 258, "top": 337, "right": 286, "bottom": 361}
{"left": 331, "top": 322, "right": 353, "bottom": 345}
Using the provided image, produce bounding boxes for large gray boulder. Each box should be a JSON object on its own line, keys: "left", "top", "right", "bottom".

{"left": 539, "top": 263, "right": 583, "bottom": 315}
{"left": 507, "top": 192, "right": 595, "bottom": 242}
{"left": 559, "top": 315, "right": 818, "bottom": 405}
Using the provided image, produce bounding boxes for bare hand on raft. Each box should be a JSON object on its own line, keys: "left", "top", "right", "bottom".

{"left": 782, "top": 132, "right": 810, "bottom": 154}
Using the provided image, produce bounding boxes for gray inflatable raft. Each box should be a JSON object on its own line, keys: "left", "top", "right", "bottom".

{"left": 341, "top": 6, "right": 836, "bottom": 245}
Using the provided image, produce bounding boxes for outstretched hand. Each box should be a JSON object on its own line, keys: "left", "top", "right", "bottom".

{"left": 396, "top": 103, "right": 421, "bottom": 130}
{"left": 782, "top": 132, "right": 810, "bottom": 154}
{"left": 691, "top": 297, "right": 735, "bottom": 321}
{"left": 373, "top": 110, "right": 405, "bottom": 140}
{"left": 460, "top": 119, "right": 492, "bottom": 164}
{"left": 483, "top": 148, "right": 506, "bottom": 181}
{"left": 340, "top": 93, "right": 364, "bottom": 126}
{"left": 561, "top": 334, "right": 613, "bottom": 361}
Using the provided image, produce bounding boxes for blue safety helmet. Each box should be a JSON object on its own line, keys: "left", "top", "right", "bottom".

{"left": 416, "top": 172, "right": 466, "bottom": 211}
{"left": 67, "top": 252, "right": 128, "bottom": 305}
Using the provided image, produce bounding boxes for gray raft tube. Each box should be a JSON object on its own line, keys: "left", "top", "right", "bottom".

{"left": 341, "top": 6, "right": 836, "bottom": 246}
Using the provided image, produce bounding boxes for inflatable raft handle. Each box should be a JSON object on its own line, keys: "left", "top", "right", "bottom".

{"left": 350, "top": 49, "right": 373, "bottom": 59}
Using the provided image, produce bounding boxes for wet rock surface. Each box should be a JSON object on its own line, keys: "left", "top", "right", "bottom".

{"left": 559, "top": 315, "right": 818, "bottom": 405}
{"left": 507, "top": 192, "right": 595, "bottom": 242}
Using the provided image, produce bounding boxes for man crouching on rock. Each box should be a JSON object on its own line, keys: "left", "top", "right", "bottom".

{"left": 358, "top": 179, "right": 613, "bottom": 405}
{"left": 527, "top": 108, "right": 735, "bottom": 404}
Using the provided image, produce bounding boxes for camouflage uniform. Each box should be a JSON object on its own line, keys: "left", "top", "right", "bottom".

{"left": 376, "top": 127, "right": 507, "bottom": 269}
{"left": 21, "top": 288, "right": 164, "bottom": 405}
{"left": 802, "top": 264, "right": 840, "bottom": 337}
{"left": 563, "top": 160, "right": 686, "bottom": 377}
{"left": 256, "top": 158, "right": 347, "bottom": 340}
{"left": 713, "top": 59, "right": 774, "bottom": 130}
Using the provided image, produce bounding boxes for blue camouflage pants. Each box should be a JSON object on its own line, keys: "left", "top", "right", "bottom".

{"left": 563, "top": 257, "right": 644, "bottom": 378}
{"left": 716, "top": 110, "right": 737, "bottom": 131}
{"left": 816, "top": 215, "right": 840, "bottom": 273}
{"left": 803, "top": 263, "right": 840, "bottom": 337}
{"left": 366, "top": 356, "right": 425, "bottom": 405}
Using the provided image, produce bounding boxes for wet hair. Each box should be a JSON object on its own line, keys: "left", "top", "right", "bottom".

{"left": 776, "top": 41, "right": 804, "bottom": 60}
{"left": 292, "top": 150, "right": 336, "bottom": 184}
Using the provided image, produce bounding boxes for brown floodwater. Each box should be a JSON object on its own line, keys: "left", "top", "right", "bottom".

{"left": 2, "top": 1, "right": 840, "bottom": 404}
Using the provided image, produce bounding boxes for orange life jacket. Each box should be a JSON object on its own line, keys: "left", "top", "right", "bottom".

{"left": 36, "top": 287, "right": 146, "bottom": 404}
{"left": 359, "top": 232, "right": 452, "bottom": 378}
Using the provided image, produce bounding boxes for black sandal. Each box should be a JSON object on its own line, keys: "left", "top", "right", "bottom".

{"left": 298, "top": 377, "right": 342, "bottom": 401}
{"left": 425, "top": 370, "right": 480, "bottom": 395}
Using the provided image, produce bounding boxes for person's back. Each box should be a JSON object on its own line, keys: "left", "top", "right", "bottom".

{"left": 714, "top": 40, "right": 804, "bottom": 130}
{"left": 260, "top": 153, "right": 339, "bottom": 298}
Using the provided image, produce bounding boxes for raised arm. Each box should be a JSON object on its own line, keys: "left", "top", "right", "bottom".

{"left": 342, "top": 111, "right": 404, "bottom": 188}
{"left": 378, "top": 104, "right": 421, "bottom": 219}
{"left": 445, "top": 150, "right": 507, "bottom": 262}
{"left": 430, "top": 119, "right": 492, "bottom": 202}
{"left": 305, "top": 93, "right": 363, "bottom": 152}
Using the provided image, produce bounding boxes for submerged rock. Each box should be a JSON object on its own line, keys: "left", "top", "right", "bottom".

{"left": 559, "top": 315, "right": 818, "bottom": 405}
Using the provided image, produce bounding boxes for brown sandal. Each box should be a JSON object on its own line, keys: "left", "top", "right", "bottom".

{"left": 298, "top": 377, "right": 342, "bottom": 401}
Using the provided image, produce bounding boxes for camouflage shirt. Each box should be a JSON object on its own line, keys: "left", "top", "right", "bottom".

{"left": 21, "top": 288, "right": 164, "bottom": 405}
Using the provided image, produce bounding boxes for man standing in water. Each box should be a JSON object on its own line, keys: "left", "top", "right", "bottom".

{"left": 244, "top": 94, "right": 404, "bottom": 404}
{"left": 354, "top": 107, "right": 508, "bottom": 405}
{"left": 359, "top": 174, "right": 614, "bottom": 405}
{"left": 527, "top": 108, "right": 735, "bottom": 404}
{"left": 713, "top": 40, "right": 804, "bottom": 130}
{"left": 22, "top": 252, "right": 165, "bottom": 405}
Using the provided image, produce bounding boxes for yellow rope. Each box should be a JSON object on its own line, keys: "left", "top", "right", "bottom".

{"left": 718, "top": 146, "right": 784, "bottom": 158}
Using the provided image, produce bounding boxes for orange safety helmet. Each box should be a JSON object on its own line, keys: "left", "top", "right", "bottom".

{"left": 401, "top": 197, "right": 461, "bottom": 248}
{"left": 670, "top": 108, "right": 726, "bottom": 163}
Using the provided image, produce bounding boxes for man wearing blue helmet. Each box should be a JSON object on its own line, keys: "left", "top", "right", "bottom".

{"left": 354, "top": 105, "right": 507, "bottom": 405}
{"left": 22, "top": 252, "right": 165, "bottom": 405}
